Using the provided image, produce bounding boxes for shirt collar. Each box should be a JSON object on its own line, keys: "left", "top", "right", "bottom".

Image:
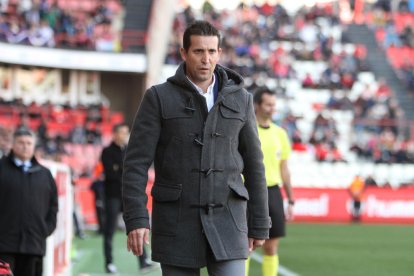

{"left": 187, "top": 74, "right": 216, "bottom": 95}
{"left": 14, "top": 158, "right": 32, "bottom": 168}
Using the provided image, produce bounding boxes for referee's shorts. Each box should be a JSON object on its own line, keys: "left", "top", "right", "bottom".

{"left": 268, "top": 185, "right": 286, "bottom": 238}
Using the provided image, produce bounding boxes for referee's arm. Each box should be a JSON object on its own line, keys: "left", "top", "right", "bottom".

{"left": 281, "top": 159, "right": 294, "bottom": 221}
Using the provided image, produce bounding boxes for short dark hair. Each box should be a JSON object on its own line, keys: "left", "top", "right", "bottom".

{"left": 112, "top": 123, "right": 128, "bottom": 133}
{"left": 13, "top": 127, "right": 35, "bottom": 139}
{"left": 183, "top": 20, "right": 221, "bottom": 51}
{"left": 253, "top": 86, "right": 276, "bottom": 105}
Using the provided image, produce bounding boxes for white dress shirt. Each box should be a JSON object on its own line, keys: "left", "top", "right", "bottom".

{"left": 187, "top": 74, "right": 216, "bottom": 112}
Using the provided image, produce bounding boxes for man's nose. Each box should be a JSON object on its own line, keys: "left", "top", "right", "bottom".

{"left": 201, "top": 52, "right": 209, "bottom": 63}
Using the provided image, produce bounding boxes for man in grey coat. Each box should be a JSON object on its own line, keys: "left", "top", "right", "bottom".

{"left": 122, "top": 20, "right": 271, "bottom": 276}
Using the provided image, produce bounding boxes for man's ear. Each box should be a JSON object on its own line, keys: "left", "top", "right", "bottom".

{"left": 180, "top": 47, "right": 187, "bottom": 61}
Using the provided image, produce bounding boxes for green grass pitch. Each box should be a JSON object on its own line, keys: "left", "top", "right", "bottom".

{"left": 72, "top": 223, "right": 414, "bottom": 275}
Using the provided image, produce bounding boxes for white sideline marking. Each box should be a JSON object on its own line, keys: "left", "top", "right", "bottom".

{"left": 251, "top": 252, "right": 301, "bottom": 276}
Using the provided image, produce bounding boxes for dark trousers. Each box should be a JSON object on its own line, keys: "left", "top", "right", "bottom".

{"left": 161, "top": 259, "right": 245, "bottom": 276}
{"left": 103, "top": 197, "right": 148, "bottom": 267}
{"left": 0, "top": 253, "right": 42, "bottom": 276}
{"left": 91, "top": 180, "right": 105, "bottom": 234}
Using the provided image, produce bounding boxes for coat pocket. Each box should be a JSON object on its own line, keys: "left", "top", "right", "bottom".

{"left": 227, "top": 182, "right": 249, "bottom": 232}
{"left": 151, "top": 183, "right": 182, "bottom": 236}
{"left": 220, "top": 101, "right": 246, "bottom": 122}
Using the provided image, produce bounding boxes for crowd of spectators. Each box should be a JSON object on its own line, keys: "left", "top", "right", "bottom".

{"left": 167, "top": 2, "right": 339, "bottom": 83}
{"left": 0, "top": 0, "right": 124, "bottom": 51}
{"left": 166, "top": 1, "right": 413, "bottom": 165}
{"left": 350, "top": 126, "right": 414, "bottom": 163}
{"left": 365, "top": 1, "right": 414, "bottom": 94}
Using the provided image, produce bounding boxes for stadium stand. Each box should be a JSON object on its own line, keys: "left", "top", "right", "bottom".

{"left": 0, "top": 0, "right": 125, "bottom": 51}
{"left": 164, "top": 1, "right": 414, "bottom": 189}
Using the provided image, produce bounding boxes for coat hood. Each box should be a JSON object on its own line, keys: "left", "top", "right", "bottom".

{"left": 167, "top": 62, "right": 245, "bottom": 96}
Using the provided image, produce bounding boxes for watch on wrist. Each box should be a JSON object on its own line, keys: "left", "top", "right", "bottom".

{"left": 288, "top": 199, "right": 295, "bottom": 205}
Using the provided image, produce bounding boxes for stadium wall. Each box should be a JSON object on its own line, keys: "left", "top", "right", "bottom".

{"left": 282, "top": 187, "right": 414, "bottom": 224}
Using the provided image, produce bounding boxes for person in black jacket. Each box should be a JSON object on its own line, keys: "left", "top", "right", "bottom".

{"left": 101, "top": 123, "right": 154, "bottom": 273}
{"left": 0, "top": 127, "right": 58, "bottom": 276}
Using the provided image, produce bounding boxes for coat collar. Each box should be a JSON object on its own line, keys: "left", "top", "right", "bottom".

{"left": 7, "top": 151, "right": 42, "bottom": 173}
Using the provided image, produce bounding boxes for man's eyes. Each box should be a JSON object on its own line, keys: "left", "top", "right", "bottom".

{"left": 194, "top": 50, "right": 216, "bottom": 54}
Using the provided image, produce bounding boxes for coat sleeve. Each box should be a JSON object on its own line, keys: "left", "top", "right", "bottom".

{"left": 46, "top": 170, "right": 58, "bottom": 236}
{"left": 122, "top": 88, "right": 161, "bottom": 234}
{"left": 238, "top": 93, "right": 271, "bottom": 239}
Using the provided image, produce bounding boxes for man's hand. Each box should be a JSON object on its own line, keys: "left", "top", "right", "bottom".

{"left": 285, "top": 204, "right": 294, "bottom": 221}
{"left": 248, "top": 238, "right": 265, "bottom": 252}
{"left": 127, "top": 228, "right": 150, "bottom": 256}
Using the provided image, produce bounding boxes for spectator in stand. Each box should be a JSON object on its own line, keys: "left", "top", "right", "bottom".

{"left": 0, "top": 0, "right": 8, "bottom": 13}
{"left": 27, "top": 20, "right": 55, "bottom": 47}
{"left": 326, "top": 89, "right": 342, "bottom": 109}
{"left": 0, "top": 16, "right": 7, "bottom": 40}
{"left": 95, "top": 23, "right": 117, "bottom": 52}
{"left": 302, "top": 72, "right": 315, "bottom": 88}
{"left": 375, "top": 0, "right": 392, "bottom": 12}
{"left": 400, "top": 24, "right": 414, "bottom": 47}
{"left": 70, "top": 123, "right": 87, "bottom": 144}
{"left": 321, "top": 65, "right": 342, "bottom": 89}
{"left": 0, "top": 127, "right": 58, "bottom": 276}
{"left": 85, "top": 122, "right": 102, "bottom": 145}
{"left": 94, "top": 1, "right": 112, "bottom": 25}
{"left": 398, "top": 0, "right": 411, "bottom": 12}
{"left": 383, "top": 20, "right": 402, "bottom": 48}
{"left": 6, "top": 18, "right": 28, "bottom": 44}
{"left": 22, "top": 2, "right": 39, "bottom": 27}
{"left": 394, "top": 137, "right": 414, "bottom": 163}
{"left": 45, "top": 2, "right": 60, "bottom": 30}
{"left": 365, "top": 175, "right": 377, "bottom": 187}
{"left": 375, "top": 78, "right": 392, "bottom": 97}
{"left": 399, "top": 60, "right": 414, "bottom": 91}
{"left": 291, "top": 129, "right": 307, "bottom": 152}
{"left": 280, "top": 111, "right": 299, "bottom": 140}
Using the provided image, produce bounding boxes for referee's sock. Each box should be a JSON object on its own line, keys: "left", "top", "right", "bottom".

{"left": 262, "top": 254, "right": 278, "bottom": 276}
{"left": 245, "top": 256, "right": 250, "bottom": 276}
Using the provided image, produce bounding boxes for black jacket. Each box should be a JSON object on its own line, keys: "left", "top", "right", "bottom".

{"left": 101, "top": 142, "right": 125, "bottom": 199}
{"left": 0, "top": 153, "right": 58, "bottom": 256}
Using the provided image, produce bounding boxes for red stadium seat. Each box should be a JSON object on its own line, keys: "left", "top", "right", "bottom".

{"left": 387, "top": 46, "right": 414, "bottom": 69}
{"left": 393, "top": 13, "right": 414, "bottom": 33}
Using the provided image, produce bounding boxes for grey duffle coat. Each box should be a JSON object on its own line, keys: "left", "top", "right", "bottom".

{"left": 122, "top": 63, "right": 271, "bottom": 268}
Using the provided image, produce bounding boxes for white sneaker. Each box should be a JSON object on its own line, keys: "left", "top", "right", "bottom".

{"left": 106, "top": 263, "right": 118, "bottom": 273}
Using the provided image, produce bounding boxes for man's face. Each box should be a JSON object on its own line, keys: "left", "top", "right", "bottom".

{"left": 12, "top": 135, "right": 35, "bottom": 161}
{"left": 255, "top": 93, "right": 276, "bottom": 121}
{"left": 114, "top": 126, "right": 130, "bottom": 146}
{"left": 180, "top": 35, "right": 222, "bottom": 88}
